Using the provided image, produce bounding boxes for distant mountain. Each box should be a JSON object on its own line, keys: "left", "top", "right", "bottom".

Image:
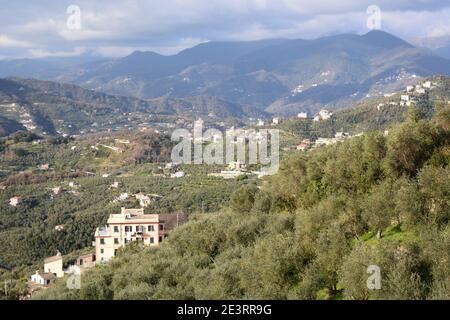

{"left": 435, "top": 45, "right": 450, "bottom": 60}
{"left": 2, "top": 31, "right": 450, "bottom": 117}
{"left": 0, "top": 78, "right": 252, "bottom": 137}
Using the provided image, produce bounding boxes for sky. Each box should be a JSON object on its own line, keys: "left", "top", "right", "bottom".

{"left": 0, "top": 0, "right": 450, "bottom": 59}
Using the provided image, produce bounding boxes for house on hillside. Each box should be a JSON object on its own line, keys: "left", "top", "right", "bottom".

{"left": 313, "top": 110, "right": 332, "bottom": 122}
{"left": 135, "top": 193, "right": 152, "bottom": 207}
{"left": 94, "top": 208, "right": 188, "bottom": 263}
{"left": 272, "top": 117, "right": 281, "bottom": 125}
{"left": 9, "top": 196, "right": 22, "bottom": 206}
{"left": 31, "top": 272, "right": 55, "bottom": 287}
{"left": 39, "top": 163, "right": 50, "bottom": 170}
{"left": 171, "top": 171, "right": 186, "bottom": 178}
{"left": 110, "top": 181, "right": 120, "bottom": 189}
{"left": 423, "top": 81, "right": 432, "bottom": 89}
{"left": 52, "top": 186, "right": 63, "bottom": 195}
{"left": 68, "top": 181, "right": 79, "bottom": 188}
{"left": 401, "top": 95, "right": 410, "bottom": 102}
{"left": 44, "top": 252, "right": 64, "bottom": 278}
{"left": 297, "top": 112, "right": 308, "bottom": 119}
{"left": 76, "top": 252, "right": 96, "bottom": 270}
{"left": 296, "top": 143, "right": 309, "bottom": 151}
{"left": 54, "top": 225, "right": 65, "bottom": 232}
{"left": 228, "top": 161, "right": 246, "bottom": 171}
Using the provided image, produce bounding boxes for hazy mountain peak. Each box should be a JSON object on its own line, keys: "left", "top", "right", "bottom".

{"left": 361, "top": 30, "right": 413, "bottom": 49}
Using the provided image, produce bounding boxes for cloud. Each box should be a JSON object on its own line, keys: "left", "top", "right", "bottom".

{"left": 0, "top": 0, "right": 449, "bottom": 59}
{"left": 0, "top": 34, "right": 32, "bottom": 48}
{"left": 27, "top": 47, "right": 89, "bottom": 58}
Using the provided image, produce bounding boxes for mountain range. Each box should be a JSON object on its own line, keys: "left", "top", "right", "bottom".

{"left": 1, "top": 30, "right": 450, "bottom": 126}
{"left": 0, "top": 77, "right": 249, "bottom": 137}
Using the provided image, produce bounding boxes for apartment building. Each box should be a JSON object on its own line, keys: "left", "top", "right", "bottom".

{"left": 95, "top": 208, "right": 187, "bottom": 263}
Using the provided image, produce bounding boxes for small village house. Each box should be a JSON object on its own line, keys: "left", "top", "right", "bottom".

{"left": 171, "top": 171, "right": 186, "bottom": 178}
{"left": 54, "top": 225, "right": 65, "bottom": 232}
{"left": 52, "top": 186, "right": 63, "bottom": 195}
{"left": 297, "top": 112, "right": 308, "bottom": 119}
{"left": 423, "top": 81, "right": 432, "bottom": 89}
{"left": 296, "top": 143, "right": 309, "bottom": 151}
{"left": 31, "top": 272, "right": 55, "bottom": 287}
{"left": 110, "top": 181, "right": 120, "bottom": 189}
{"left": 228, "top": 161, "right": 246, "bottom": 171}
{"left": 401, "top": 95, "right": 410, "bottom": 102}
{"left": 135, "top": 193, "right": 152, "bottom": 207}
{"left": 9, "top": 196, "right": 22, "bottom": 206}
{"left": 415, "top": 87, "right": 426, "bottom": 94}
{"left": 76, "top": 252, "right": 96, "bottom": 269}
{"left": 313, "top": 109, "right": 332, "bottom": 122}
{"left": 44, "top": 252, "right": 64, "bottom": 278}
{"left": 39, "top": 163, "right": 50, "bottom": 170}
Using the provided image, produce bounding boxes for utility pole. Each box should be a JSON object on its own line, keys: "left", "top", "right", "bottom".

{"left": 4, "top": 279, "right": 11, "bottom": 299}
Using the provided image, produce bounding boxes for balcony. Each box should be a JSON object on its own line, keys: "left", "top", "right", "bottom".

{"left": 98, "top": 227, "right": 109, "bottom": 237}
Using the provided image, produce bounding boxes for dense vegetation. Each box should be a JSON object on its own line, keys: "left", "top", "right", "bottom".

{"left": 33, "top": 102, "right": 449, "bottom": 300}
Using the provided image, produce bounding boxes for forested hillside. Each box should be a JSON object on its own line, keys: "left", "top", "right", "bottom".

{"left": 33, "top": 102, "right": 450, "bottom": 300}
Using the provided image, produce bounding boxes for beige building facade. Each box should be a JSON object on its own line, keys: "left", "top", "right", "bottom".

{"left": 44, "top": 252, "right": 64, "bottom": 278}
{"left": 95, "top": 208, "right": 187, "bottom": 263}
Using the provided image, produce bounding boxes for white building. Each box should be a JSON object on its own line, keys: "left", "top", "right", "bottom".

{"left": 297, "top": 112, "right": 308, "bottom": 119}
{"left": 117, "top": 193, "right": 129, "bottom": 201}
{"left": 415, "top": 88, "right": 426, "bottom": 94}
{"left": 110, "top": 181, "right": 120, "bottom": 189}
{"left": 313, "top": 110, "right": 333, "bottom": 122}
{"left": 171, "top": 171, "right": 186, "bottom": 178}
{"left": 31, "top": 272, "right": 55, "bottom": 287}
{"left": 135, "top": 193, "right": 152, "bottom": 208}
{"left": 423, "top": 81, "right": 432, "bottom": 89}
{"left": 9, "top": 196, "right": 22, "bottom": 206}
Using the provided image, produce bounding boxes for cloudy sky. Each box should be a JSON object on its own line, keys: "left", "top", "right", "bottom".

{"left": 1, "top": 0, "right": 450, "bottom": 59}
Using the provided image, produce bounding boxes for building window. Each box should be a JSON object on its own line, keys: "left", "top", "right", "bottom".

{"left": 136, "top": 226, "right": 143, "bottom": 233}
{"left": 159, "top": 236, "right": 163, "bottom": 242}
{"left": 100, "top": 249, "right": 104, "bottom": 254}
{"left": 114, "top": 238, "right": 119, "bottom": 244}
{"left": 100, "top": 239, "right": 105, "bottom": 245}
{"left": 159, "top": 224, "right": 164, "bottom": 231}
{"left": 150, "top": 237, "right": 154, "bottom": 244}
{"left": 125, "top": 226, "right": 133, "bottom": 232}
{"left": 79, "top": 259, "right": 84, "bottom": 266}
{"left": 114, "top": 249, "right": 118, "bottom": 257}
{"left": 148, "top": 225, "right": 155, "bottom": 232}
{"left": 114, "top": 226, "right": 119, "bottom": 233}
{"left": 124, "top": 239, "right": 128, "bottom": 244}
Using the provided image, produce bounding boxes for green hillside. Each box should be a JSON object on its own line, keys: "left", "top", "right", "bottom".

{"left": 31, "top": 102, "right": 450, "bottom": 300}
